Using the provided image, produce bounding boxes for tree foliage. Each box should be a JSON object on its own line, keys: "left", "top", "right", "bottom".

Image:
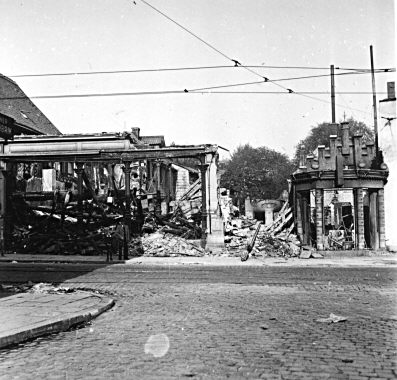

{"left": 293, "top": 118, "right": 374, "bottom": 166}
{"left": 220, "top": 144, "right": 295, "bottom": 201}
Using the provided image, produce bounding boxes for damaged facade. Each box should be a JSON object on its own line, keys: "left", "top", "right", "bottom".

{"left": 292, "top": 121, "right": 389, "bottom": 251}
{"left": 0, "top": 74, "right": 221, "bottom": 258}
{"left": 0, "top": 132, "right": 220, "bottom": 256}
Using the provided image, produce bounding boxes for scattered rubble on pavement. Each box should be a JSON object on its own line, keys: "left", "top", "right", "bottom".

{"left": 316, "top": 313, "right": 348, "bottom": 323}
{"left": 221, "top": 199, "right": 322, "bottom": 259}
{"left": 132, "top": 232, "right": 205, "bottom": 257}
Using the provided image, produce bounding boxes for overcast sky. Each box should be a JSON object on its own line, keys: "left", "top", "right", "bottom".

{"left": 0, "top": 0, "right": 395, "bottom": 158}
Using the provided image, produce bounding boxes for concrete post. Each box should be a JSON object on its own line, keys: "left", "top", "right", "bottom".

{"left": 167, "top": 163, "right": 173, "bottom": 211}
{"left": 302, "top": 194, "right": 310, "bottom": 245}
{"left": 245, "top": 197, "right": 254, "bottom": 219}
{"left": 355, "top": 188, "right": 366, "bottom": 249}
{"left": 369, "top": 190, "right": 379, "bottom": 250}
{"left": 378, "top": 188, "right": 386, "bottom": 249}
{"left": 296, "top": 192, "right": 304, "bottom": 242}
{"left": 155, "top": 161, "right": 161, "bottom": 215}
{"left": 199, "top": 162, "right": 209, "bottom": 233}
{"left": 315, "top": 189, "right": 324, "bottom": 250}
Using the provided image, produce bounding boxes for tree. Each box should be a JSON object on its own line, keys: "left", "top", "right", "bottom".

{"left": 293, "top": 118, "right": 374, "bottom": 166}
{"left": 220, "top": 144, "right": 295, "bottom": 202}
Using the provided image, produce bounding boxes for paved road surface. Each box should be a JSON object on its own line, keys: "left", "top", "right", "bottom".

{"left": 0, "top": 263, "right": 396, "bottom": 379}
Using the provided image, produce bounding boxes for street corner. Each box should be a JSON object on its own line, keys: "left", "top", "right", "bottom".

{"left": 0, "top": 285, "right": 115, "bottom": 349}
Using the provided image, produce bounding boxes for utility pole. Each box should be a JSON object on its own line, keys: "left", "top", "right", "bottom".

{"left": 330, "top": 64, "right": 336, "bottom": 123}
{"left": 370, "top": 45, "right": 379, "bottom": 157}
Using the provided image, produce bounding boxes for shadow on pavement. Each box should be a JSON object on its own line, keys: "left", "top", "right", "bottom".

{"left": 0, "top": 262, "right": 113, "bottom": 285}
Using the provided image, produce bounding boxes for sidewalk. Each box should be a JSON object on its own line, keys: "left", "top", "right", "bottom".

{"left": 0, "top": 290, "right": 114, "bottom": 349}
{"left": 126, "top": 254, "right": 397, "bottom": 267}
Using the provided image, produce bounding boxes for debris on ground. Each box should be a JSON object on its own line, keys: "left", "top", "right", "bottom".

{"left": 223, "top": 201, "right": 303, "bottom": 259}
{"left": 316, "top": 313, "right": 348, "bottom": 323}
{"left": 28, "top": 283, "right": 74, "bottom": 294}
{"left": 9, "top": 189, "right": 203, "bottom": 257}
{"left": 131, "top": 231, "right": 205, "bottom": 257}
{"left": 0, "top": 283, "right": 33, "bottom": 293}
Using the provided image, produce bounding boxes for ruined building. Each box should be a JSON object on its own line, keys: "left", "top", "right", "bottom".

{"left": 292, "top": 121, "right": 389, "bottom": 251}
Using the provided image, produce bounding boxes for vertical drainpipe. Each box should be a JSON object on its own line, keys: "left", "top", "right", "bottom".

{"left": 75, "top": 162, "right": 84, "bottom": 226}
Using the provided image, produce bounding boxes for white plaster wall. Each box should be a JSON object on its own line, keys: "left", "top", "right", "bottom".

{"left": 173, "top": 166, "right": 190, "bottom": 201}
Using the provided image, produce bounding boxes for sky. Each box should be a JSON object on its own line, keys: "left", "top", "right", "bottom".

{"left": 0, "top": 0, "right": 395, "bottom": 159}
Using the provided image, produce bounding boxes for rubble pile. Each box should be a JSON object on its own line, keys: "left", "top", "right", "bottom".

{"left": 223, "top": 201, "right": 303, "bottom": 258}
{"left": 11, "top": 207, "right": 116, "bottom": 256}
{"left": 10, "top": 190, "right": 203, "bottom": 257}
{"left": 252, "top": 230, "right": 301, "bottom": 258}
{"left": 251, "top": 204, "right": 301, "bottom": 258}
{"left": 224, "top": 218, "right": 258, "bottom": 256}
{"left": 131, "top": 231, "right": 205, "bottom": 257}
{"left": 142, "top": 212, "right": 202, "bottom": 239}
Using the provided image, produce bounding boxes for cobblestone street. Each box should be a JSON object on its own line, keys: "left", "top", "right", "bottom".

{"left": 0, "top": 264, "right": 396, "bottom": 379}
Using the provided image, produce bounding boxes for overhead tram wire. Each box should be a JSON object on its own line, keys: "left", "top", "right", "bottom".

{"left": 139, "top": 0, "right": 232, "bottom": 62}
{"left": 186, "top": 69, "right": 393, "bottom": 92}
{"left": 0, "top": 90, "right": 185, "bottom": 100}
{"left": 0, "top": 90, "right": 387, "bottom": 101}
{"left": 7, "top": 66, "right": 394, "bottom": 80}
{"left": 7, "top": 65, "right": 331, "bottom": 78}
{"left": 138, "top": 0, "right": 291, "bottom": 92}
{"left": 188, "top": 80, "right": 267, "bottom": 92}
{"left": 0, "top": 88, "right": 379, "bottom": 116}
{"left": 137, "top": 0, "right": 394, "bottom": 110}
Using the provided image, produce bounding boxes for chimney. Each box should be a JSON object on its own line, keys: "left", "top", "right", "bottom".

{"left": 340, "top": 122, "right": 350, "bottom": 155}
{"left": 387, "top": 82, "right": 395, "bottom": 100}
{"left": 299, "top": 144, "right": 307, "bottom": 169}
{"left": 131, "top": 127, "right": 140, "bottom": 140}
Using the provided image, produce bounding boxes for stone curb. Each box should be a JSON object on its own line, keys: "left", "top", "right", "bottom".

{"left": 0, "top": 293, "right": 115, "bottom": 349}
{"left": 0, "top": 259, "right": 124, "bottom": 265}
{"left": 125, "top": 256, "right": 397, "bottom": 267}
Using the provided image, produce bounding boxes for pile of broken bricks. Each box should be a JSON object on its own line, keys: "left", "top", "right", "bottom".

{"left": 223, "top": 202, "right": 323, "bottom": 259}
{"left": 130, "top": 232, "right": 205, "bottom": 257}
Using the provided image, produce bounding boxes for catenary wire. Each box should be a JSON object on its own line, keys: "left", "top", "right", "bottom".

{"left": 138, "top": 0, "right": 291, "bottom": 92}
{"left": 139, "top": 0, "right": 232, "bottom": 62}
{"left": 186, "top": 69, "right": 392, "bottom": 92}
{"left": 7, "top": 66, "right": 394, "bottom": 79}
{"left": 0, "top": 89, "right": 382, "bottom": 117}
{"left": 137, "top": 0, "right": 394, "bottom": 111}
{"left": 0, "top": 90, "right": 387, "bottom": 100}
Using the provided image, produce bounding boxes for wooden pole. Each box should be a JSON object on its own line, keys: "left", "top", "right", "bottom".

{"left": 331, "top": 64, "right": 336, "bottom": 123}
{"left": 370, "top": 45, "right": 379, "bottom": 157}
